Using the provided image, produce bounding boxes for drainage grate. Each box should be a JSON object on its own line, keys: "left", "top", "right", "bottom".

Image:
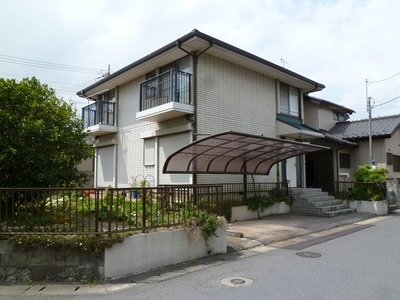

{"left": 221, "top": 277, "right": 253, "bottom": 287}
{"left": 296, "top": 251, "right": 321, "bottom": 258}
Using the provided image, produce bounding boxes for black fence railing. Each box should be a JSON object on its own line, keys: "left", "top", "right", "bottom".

{"left": 0, "top": 186, "right": 222, "bottom": 235}
{"left": 82, "top": 101, "right": 116, "bottom": 128}
{"left": 170, "top": 182, "right": 288, "bottom": 206}
{"left": 217, "top": 182, "right": 289, "bottom": 205}
{"left": 139, "top": 69, "right": 192, "bottom": 111}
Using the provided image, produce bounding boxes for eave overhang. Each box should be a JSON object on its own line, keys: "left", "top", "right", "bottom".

{"left": 77, "top": 30, "right": 325, "bottom": 99}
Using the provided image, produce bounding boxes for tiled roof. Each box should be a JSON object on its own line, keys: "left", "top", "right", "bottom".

{"left": 320, "top": 130, "right": 358, "bottom": 147}
{"left": 329, "top": 115, "right": 400, "bottom": 140}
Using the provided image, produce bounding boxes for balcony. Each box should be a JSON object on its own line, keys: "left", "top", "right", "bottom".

{"left": 136, "top": 69, "right": 194, "bottom": 122}
{"left": 82, "top": 101, "right": 117, "bottom": 136}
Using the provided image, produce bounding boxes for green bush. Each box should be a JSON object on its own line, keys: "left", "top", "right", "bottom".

{"left": 5, "top": 232, "right": 132, "bottom": 256}
{"left": 247, "top": 187, "right": 293, "bottom": 219}
{"left": 354, "top": 164, "right": 388, "bottom": 182}
{"left": 347, "top": 164, "right": 387, "bottom": 201}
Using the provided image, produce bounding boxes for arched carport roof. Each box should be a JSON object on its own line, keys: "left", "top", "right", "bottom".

{"left": 163, "top": 131, "right": 328, "bottom": 175}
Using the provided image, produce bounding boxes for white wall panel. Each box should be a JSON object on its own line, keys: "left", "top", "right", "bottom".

{"left": 97, "top": 146, "right": 114, "bottom": 187}
{"left": 158, "top": 132, "right": 191, "bottom": 184}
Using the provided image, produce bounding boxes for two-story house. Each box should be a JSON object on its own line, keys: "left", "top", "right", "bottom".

{"left": 77, "top": 29, "right": 326, "bottom": 189}
{"left": 302, "top": 95, "right": 357, "bottom": 187}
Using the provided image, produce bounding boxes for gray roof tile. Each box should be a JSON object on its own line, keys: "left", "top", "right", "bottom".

{"left": 329, "top": 115, "right": 400, "bottom": 140}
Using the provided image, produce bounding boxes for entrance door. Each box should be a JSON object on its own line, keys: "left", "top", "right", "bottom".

{"left": 305, "top": 150, "right": 334, "bottom": 192}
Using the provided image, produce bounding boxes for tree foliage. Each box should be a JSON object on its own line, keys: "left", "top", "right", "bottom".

{"left": 347, "top": 164, "right": 388, "bottom": 201}
{"left": 0, "top": 77, "right": 93, "bottom": 187}
{"left": 354, "top": 164, "right": 388, "bottom": 183}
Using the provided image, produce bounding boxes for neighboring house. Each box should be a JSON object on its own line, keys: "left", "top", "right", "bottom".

{"left": 77, "top": 29, "right": 326, "bottom": 188}
{"left": 302, "top": 95, "right": 357, "bottom": 186}
{"left": 328, "top": 114, "right": 400, "bottom": 181}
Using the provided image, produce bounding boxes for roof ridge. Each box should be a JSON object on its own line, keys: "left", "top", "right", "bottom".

{"left": 350, "top": 114, "right": 400, "bottom": 122}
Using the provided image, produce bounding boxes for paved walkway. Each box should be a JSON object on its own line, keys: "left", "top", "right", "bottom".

{"left": 0, "top": 212, "right": 387, "bottom": 296}
{"left": 226, "top": 212, "right": 378, "bottom": 251}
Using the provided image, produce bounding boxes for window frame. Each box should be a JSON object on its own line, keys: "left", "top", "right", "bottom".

{"left": 279, "top": 82, "right": 300, "bottom": 117}
{"left": 393, "top": 154, "right": 400, "bottom": 172}
{"left": 333, "top": 111, "right": 346, "bottom": 122}
{"left": 339, "top": 153, "right": 351, "bottom": 168}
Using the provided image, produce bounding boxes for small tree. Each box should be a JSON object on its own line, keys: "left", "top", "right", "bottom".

{"left": 0, "top": 77, "right": 93, "bottom": 187}
{"left": 348, "top": 164, "right": 388, "bottom": 201}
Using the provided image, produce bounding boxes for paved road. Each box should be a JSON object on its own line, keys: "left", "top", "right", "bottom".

{"left": 3, "top": 213, "right": 400, "bottom": 300}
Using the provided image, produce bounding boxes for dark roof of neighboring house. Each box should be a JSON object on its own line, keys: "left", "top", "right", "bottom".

{"left": 318, "top": 130, "right": 358, "bottom": 147}
{"left": 329, "top": 115, "right": 400, "bottom": 140}
{"left": 304, "top": 95, "right": 355, "bottom": 115}
{"left": 77, "top": 29, "right": 325, "bottom": 97}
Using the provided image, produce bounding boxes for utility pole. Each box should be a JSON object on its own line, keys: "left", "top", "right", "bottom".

{"left": 366, "top": 79, "right": 374, "bottom": 166}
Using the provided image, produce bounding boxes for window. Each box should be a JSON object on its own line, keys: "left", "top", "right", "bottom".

{"left": 160, "top": 56, "right": 191, "bottom": 74}
{"left": 144, "top": 138, "right": 155, "bottom": 166}
{"left": 279, "top": 83, "right": 299, "bottom": 117}
{"left": 333, "top": 111, "right": 346, "bottom": 121}
{"left": 393, "top": 155, "right": 400, "bottom": 172}
{"left": 387, "top": 152, "right": 393, "bottom": 165}
{"left": 339, "top": 153, "right": 351, "bottom": 168}
{"left": 145, "top": 71, "right": 157, "bottom": 99}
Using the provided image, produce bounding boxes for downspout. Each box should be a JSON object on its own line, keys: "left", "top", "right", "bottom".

{"left": 113, "top": 86, "right": 119, "bottom": 187}
{"left": 177, "top": 39, "right": 213, "bottom": 185}
{"left": 336, "top": 146, "right": 345, "bottom": 181}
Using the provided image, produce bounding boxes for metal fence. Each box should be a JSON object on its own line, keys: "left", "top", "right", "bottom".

{"left": 218, "top": 182, "right": 289, "bottom": 205}
{"left": 0, "top": 185, "right": 223, "bottom": 235}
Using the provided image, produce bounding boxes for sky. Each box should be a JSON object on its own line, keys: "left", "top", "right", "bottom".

{"left": 1, "top": 0, "right": 399, "bottom": 121}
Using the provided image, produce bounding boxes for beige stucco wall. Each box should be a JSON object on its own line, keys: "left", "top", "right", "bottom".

{"left": 384, "top": 129, "right": 400, "bottom": 178}
{"left": 303, "top": 101, "right": 319, "bottom": 129}
{"left": 303, "top": 101, "right": 338, "bottom": 131}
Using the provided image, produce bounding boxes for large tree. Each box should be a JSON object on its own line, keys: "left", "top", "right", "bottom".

{"left": 0, "top": 77, "right": 93, "bottom": 187}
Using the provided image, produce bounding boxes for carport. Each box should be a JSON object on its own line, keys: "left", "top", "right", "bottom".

{"left": 163, "top": 131, "right": 328, "bottom": 198}
{"left": 164, "top": 131, "right": 327, "bottom": 175}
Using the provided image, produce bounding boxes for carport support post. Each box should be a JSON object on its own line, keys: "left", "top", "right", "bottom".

{"left": 243, "top": 174, "right": 247, "bottom": 201}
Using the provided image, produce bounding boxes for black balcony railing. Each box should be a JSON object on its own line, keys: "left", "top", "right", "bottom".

{"left": 82, "top": 101, "right": 116, "bottom": 128}
{"left": 139, "top": 69, "right": 192, "bottom": 111}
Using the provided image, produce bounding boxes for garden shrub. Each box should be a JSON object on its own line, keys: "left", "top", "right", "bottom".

{"left": 347, "top": 164, "right": 388, "bottom": 201}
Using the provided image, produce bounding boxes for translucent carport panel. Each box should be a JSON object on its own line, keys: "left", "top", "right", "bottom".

{"left": 163, "top": 131, "right": 328, "bottom": 175}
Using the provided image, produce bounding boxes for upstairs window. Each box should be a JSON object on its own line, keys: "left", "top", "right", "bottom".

{"left": 280, "top": 83, "right": 299, "bottom": 117}
{"left": 160, "top": 56, "right": 190, "bottom": 74}
{"left": 333, "top": 111, "right": 346, "bottom": 121}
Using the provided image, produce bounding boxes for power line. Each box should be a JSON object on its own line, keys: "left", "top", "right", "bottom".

{"left": 370, "top": 71, "right": 400, "bottom": 84}
{"left": 0, "top": 40, "right": 105, "bottom": 65}
{"left": 374, "top": 96, "right": 400, "bottom": 107}
{"left": 0, "top": 54, "right": 106, "bottom": 74}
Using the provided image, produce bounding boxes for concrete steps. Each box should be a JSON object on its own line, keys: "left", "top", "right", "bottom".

{"left": 291, "top": 188, "right": 355, "bottom": 217}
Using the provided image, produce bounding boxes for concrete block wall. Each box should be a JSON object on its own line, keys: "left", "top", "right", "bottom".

{"left": 0, "top": 226, "right": 226, "bottom": 283}
{"left": 0, "top": 240, "right": 103, "bottom": 283}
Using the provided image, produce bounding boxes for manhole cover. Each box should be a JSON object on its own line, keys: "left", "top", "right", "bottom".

{"left": 231, "top": 279, "right": 245, "bottom": 285}
{"left": 221, "top": 277, "right": 253, "bottom": 287}
{"left": 296, "top": 251, "right": 321, "bottom": 258}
